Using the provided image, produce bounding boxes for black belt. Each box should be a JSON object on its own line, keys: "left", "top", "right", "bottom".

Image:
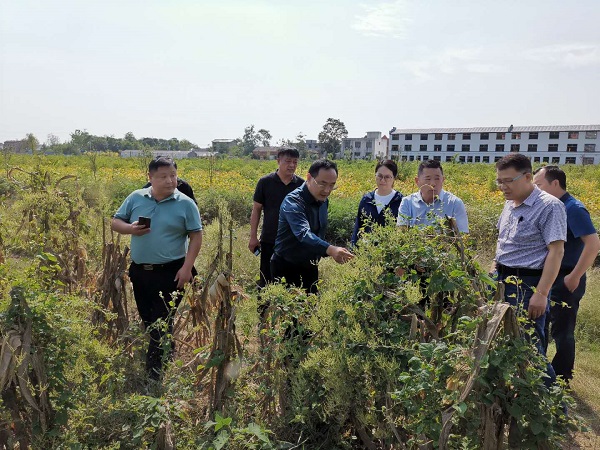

{"left": 496, "top": 264, "right": 543, "bottom": 277}
{"left": 131, "top": 258, "right": 185, "bottom": 271}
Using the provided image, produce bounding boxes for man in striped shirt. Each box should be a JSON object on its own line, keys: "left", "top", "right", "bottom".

{"left": 492, "top": 154, "right": 567, "bottom": 386}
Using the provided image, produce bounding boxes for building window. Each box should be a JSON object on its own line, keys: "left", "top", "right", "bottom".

{"left": 568, "top": 131, "right": 579, "bottom": 139}
{"left": 401, "top": 155, "right": 408, "bottom": 161}
{"left": 496, "top": 132, "right": 505, "bottom": 140}
{"left": 533, "top": 157, "right": 540, "bottom": 163}
{"left": 483, "top": 156, "right": 490, "bottom": 163}
{"left": 434, "top": 133, "right": 443, "bottom": 140}
{"left": 405, "top": 134, "right": 413, "bottom": 140}
{"left": 510, "top": 144, "right": 520, "bottom": 152}
{"left": 585, "top": 131, "right": 597, "bottom": 139}
{"left": 420, "top": 134, "right": 428, "bottom": 140}
{"left": 495, "top": 144, "right": 505, "bottom": 152}
{"left": 405, "top": 145, "right": 412, "bottom": 152}
{"left": 542, "top": 157, "right": 549, "bottom": 163}
{"left": 475, "top": 156, "right": 481, "bottom": 162}
{"left": 552, "top": 157, "right": 560, "bottom": 164}
{"left": 391, "top": 145, "right": 399, "bottom": 152}
{"left": 448, "top": 133, "right": 456, "bottom": 140}
{"left": 463, "top": 133, "right": 471, "bottom": 140}
{"left": 459, "top": 156, "right": 465, "bottom": 163}
{"left": 366, "top": 141, "right": 373, "bottom": 149}
{"left": 584, "top": 144, "right": 596, "bottom": 152}
{"left": 445, "top": 156, "right": 453, "bottom": 162}
{"left": 480, "top": 132, "right": 489, "bottom": 140}
{"left": 529, "top": 132, "right": 539, "bottom": 139}
{"left": 420, "top": 145, "right": 427, "bottom": 151}
{"left": 409, "top": 155, "right": 414, "bottom": 161}
{"left": 434, "top": 156, "right": 441, "bottom": 161}
{"left": 479, "top": 144, "right": 488, "bottom": 152}
{"left": 462, "top": 144, "right": 470, "bottom": 152}
{"left": 354, "top": 141, "right": 361, "bottom": 149}
{"left": 565, "top": 157, "right": 576, "bottom": 164}
{"left": 494, "top": 156, "right": 502, "bottom": 162}
{"left": 447, "top": 144, "right": 455, "bottom": 152}
{"left": 423, "top": 155, "right": 429, "bottom": 160}
{"left": 467, "top": 156, "right": 473, "bottom": 162}
{"left": 354, "top": 152, "right": 361, "bottom": 157}
{"left": 511, "top": 132, "right": 521, "bottom": 140}
{"left": 549, "top": 131, "right": 560, "bottom": 139}
{"left": 548, "top": 144, "right": 558, "bottom": 152}
{"left": 416, "top": 155, "right": 421, "bottom": 161}
{"left": 392, "top": 134, "right": 399, "bottom": 140}
{"left": 527, "top": 144, "right": 538, "bottom": 152}
{"left": 567, "top": 144, "right": 578, "bottom": 152}
{"left": 434, "top": 145, "right": 442, "bottom": 152}
{"left": 583, "top": 157, "right": 594, "bottom": 164}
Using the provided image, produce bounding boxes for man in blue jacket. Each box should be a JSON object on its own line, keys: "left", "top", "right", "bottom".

{"left": 271, "top": 159, "right": 354, "bottom": 294}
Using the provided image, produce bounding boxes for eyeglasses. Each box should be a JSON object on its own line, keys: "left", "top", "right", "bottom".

{"left": 375, "top": 174, "right": 395, "bottom": 181}
{"left": 311, "top": 178, "right": 338, "bottom": 191}
{"left": 495, "top": 172, "right": 527, "bottom": 186}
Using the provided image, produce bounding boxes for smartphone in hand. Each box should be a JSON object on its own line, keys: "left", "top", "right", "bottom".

{"left": 138, "top": 216, "right": 151, "bottom": 228}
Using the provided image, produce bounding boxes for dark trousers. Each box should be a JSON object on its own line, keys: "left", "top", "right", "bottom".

{"left": 499, "top": 272, "right": 556, "bottom": 387}
{"left": 258, "top": 242, "right": 275, "bottom": 288}
{"left": 544, "top": 274, "right": 586, "bottom": 381}
{"left": 271, "top": 254, "right": 319, "bottom": 295}
{"left": 129, "top": 259, "right": 197, "bottom": 380}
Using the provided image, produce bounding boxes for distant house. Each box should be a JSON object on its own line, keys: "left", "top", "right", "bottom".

{"left": 119, "top": 149, "right": 215, "bottom": 159}
{"left": 2, "top": 140, "right": 28, "bottom": 153}
{"left": 389, "top": 124, "right": 600, "bottom": 165}
{"left": 212, "top": 139, "right": 237, "bottom": 153}
{"left": 341, "top": 132, "right": 388, "bottom": 160}
{"left": 252, "top": 146, "right": 284, "bottom": 160}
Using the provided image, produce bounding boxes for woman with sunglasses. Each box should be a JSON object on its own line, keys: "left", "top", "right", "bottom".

{"left": 351, "top": 160, "right": 403, "bottom": 246}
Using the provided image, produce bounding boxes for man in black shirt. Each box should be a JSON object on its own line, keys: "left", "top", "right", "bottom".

{"left": 249, "top": 148, "right": 304, "bottom": 292}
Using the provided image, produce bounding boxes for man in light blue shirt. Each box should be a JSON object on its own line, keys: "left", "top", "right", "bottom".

{"left": 396, "top": 160, "right": 468, "bottom": 233}
{"left": 112, "top": 156, "right": 202, "bottom": 381}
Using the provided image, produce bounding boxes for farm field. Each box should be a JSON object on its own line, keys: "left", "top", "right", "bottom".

{"left": 1, "top": 154, "right": 599, "bottom": 449}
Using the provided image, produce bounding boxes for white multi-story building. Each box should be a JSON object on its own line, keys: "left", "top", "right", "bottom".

{"left": 341, "top": 131, "right": 389, "bottom": 160}
{"left": 388, "top": 125, "right": 600, "bottom": 165}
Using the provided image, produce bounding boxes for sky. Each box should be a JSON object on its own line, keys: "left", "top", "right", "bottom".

{"left": 1, "top": 0, "right": 599, "bottom": 147}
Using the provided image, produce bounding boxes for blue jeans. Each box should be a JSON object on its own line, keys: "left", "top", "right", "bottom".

{"left": 544, "top": 274, "right": 586, "bottom": 381}
{"left": 500, "top": 273, "right": 557, "bottom": 387}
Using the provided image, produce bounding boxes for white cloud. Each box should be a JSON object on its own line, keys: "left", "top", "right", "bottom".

{"left": 523, "top": 43, "right": 600, "bottom": 68}
{"left": 398, "top": 48, "right": 507, "bottom": 80}
{"left": 352, "top": 0, "right": 412, "bottom": 38}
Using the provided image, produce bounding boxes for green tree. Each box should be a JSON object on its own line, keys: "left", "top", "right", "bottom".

{"left": 25, "top": 133, "right": 40, "bottom": 155}
{"left": 257, "top": 129, "right": 272, "bottom": 147}
{"left": 241, "top": 125, "right": 260, "bottom": 156}
{"left": 70, "top": 129, "right": 92, "bottom": 154}
{"left": 318, "top": 118, "right": 348, "bottom": 159}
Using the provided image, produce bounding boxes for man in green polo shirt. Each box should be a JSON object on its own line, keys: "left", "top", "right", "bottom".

{"left": 112, "top": 156, "right": 202, "bottom": 381}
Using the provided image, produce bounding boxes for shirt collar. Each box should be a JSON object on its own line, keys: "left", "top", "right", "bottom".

{"left": 559, "top": 191, "right": 571, "bottom": 203}
{"left": 144, "top": 187, "right": 177, "bottom": 202}
{"left": 301, "top": 182, "right": 324, "bottom": 206}
{"left": 416, "top": 189, "right": 445, "bottom": 205}
{"left": 521, "top": 185, "right": 541, "bottom": 207}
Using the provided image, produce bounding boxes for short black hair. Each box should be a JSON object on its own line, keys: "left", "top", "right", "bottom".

{"left": 308, "top": 159, "right": 338, "bottom": 177}
{"left": 533, "top": 165, "right": 567, "bottom": 190}
{"left": 418, "top": 159, "right": 443, "bottom": 176}
{"left": 375, "top": 159, "right": 398, "bottom": 177}
{"left": 496, "top": 153, "right": 532, "bottom": 173}
{"left": 149, "top": 156, "right": 177, "bottom": 173}
{"left": 277, "top": 147, "right": 300, "bottom": 159}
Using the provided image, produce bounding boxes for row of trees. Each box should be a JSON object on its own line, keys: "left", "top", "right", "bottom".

{"left": 220, "top": 118, "right": 349, "bottom": 159}
{"left": 7, "top": 118, "right": 350, "bottom": 159}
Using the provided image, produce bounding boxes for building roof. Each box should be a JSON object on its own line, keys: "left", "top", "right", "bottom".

{"left": 390, "top": 125, "right": 600, "bottom": 134}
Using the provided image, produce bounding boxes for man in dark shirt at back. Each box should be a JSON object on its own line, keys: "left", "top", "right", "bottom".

{"left": 271, "top": 159, "right": 354, "bottom": 294}
{"left": 249, "top": 148, "right": 304, "bottom": 291}
{"left": 534, "top": 166, "right": 600, "bottom": 383}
